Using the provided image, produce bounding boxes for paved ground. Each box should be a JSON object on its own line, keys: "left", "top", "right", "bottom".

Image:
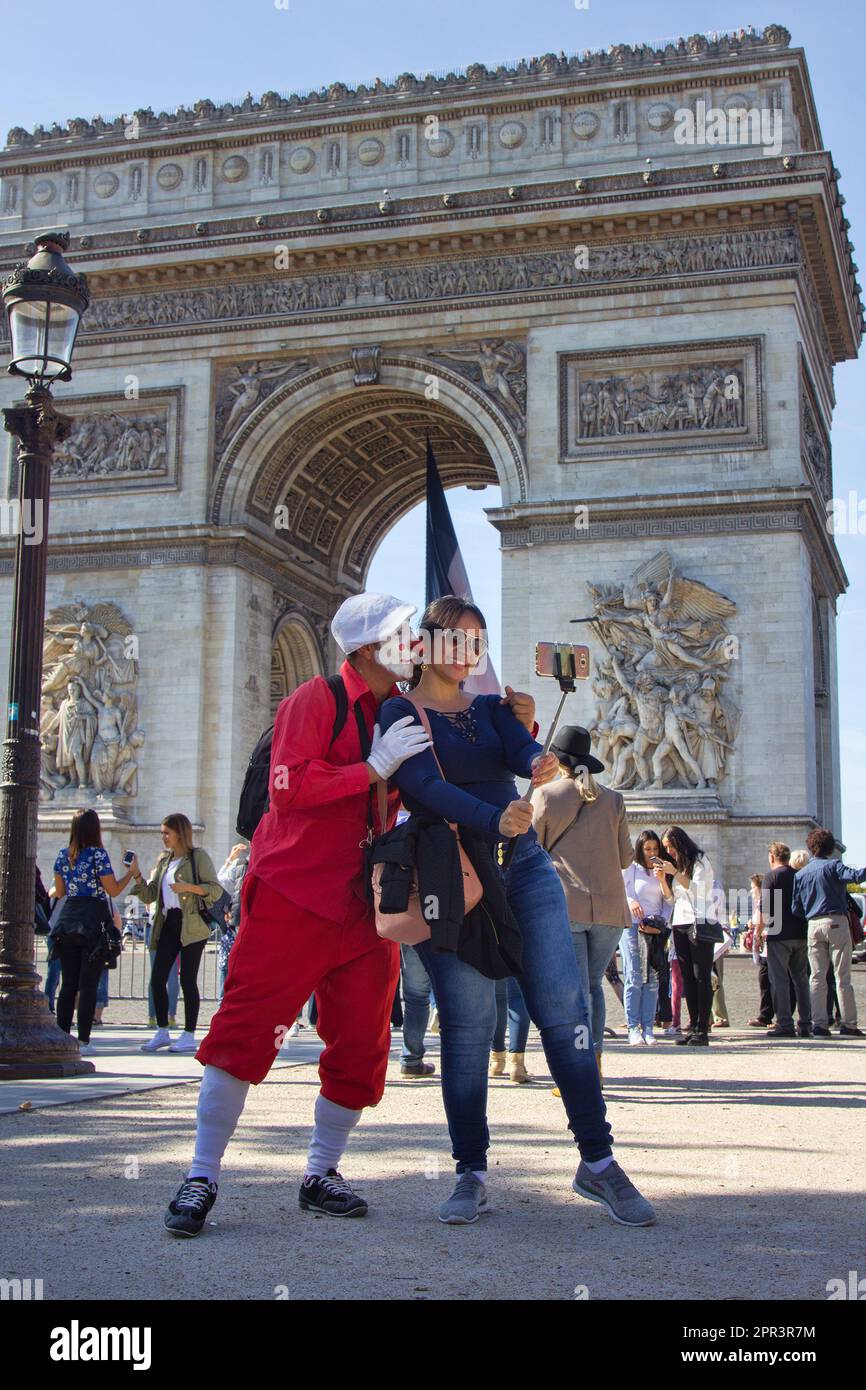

{"left": 2, "top": 964, "right": 865, "bottom": 1301}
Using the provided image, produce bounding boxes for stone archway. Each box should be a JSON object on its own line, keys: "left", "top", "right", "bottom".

{"left": 212, "top": 353, "right": 522, "bottom": 591}
{"left": 270, "top": 612, "right": 323, "bottom": 714}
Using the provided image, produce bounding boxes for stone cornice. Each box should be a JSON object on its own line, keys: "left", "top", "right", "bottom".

{"left": 0, "top": 526, "right": 338, "bottom": 613}
{"left": 1, "top": 156, "right": 856, "bottom": 357}
{"left": 0, "top": 152, "right": 844, "bottom": 264}
{"left": 0, "top": 60, "right": 812, "bottom": 174}
{"left": 3, "top": 26, "right": 799, "bottom": 154}
{"left": 487, "top": 487, "right": 848, "bottom": 594}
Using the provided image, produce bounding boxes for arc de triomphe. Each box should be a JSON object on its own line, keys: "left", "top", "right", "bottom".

{"left": 0, "top": 24, "right": 860, "bottom": 894}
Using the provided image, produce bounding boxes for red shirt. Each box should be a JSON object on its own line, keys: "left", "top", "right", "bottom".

{"left": 248, "top": 659, "right": 400, "bottom": 925}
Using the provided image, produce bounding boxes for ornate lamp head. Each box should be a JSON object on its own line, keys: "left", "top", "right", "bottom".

{"left": 2, "top": 230, "right": 89, "bottom": 387}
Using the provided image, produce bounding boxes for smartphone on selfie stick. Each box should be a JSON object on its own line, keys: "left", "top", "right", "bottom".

{"left": 499, "top": 643, "right": 591, "bottom": 871}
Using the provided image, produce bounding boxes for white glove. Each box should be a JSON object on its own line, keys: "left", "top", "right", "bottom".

{"left": 367, "top": 715, "right": 431, "bottom": 779}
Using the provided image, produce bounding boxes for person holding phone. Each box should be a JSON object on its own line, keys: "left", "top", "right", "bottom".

{"left": 378, "top": 596, "right": 655, "bottom": 1229}
{"left": 51, "top": 809, "right": 137, "bottom": 1055}
{"left": 130, "top": 814, "right": 221, "bottom": 1054}
{"left": 661, "top": 826, "right": 722, "bottom": 1046}
{"left": 620, "top": 832, "right": 674, "bottom": 1045}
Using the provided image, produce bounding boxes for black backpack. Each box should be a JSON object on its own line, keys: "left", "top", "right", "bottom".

{"left": 235, "top": 674, "right": 349, "bottom": 840}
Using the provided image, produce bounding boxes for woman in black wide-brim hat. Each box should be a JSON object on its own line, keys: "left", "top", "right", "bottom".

{"left": 530, "top": 727, "right": 634, "bottom": 1087}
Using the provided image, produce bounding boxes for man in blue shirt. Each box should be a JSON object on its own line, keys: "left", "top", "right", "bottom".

{"left": 791, "top": 828, "right": 866, "bottom": 1037}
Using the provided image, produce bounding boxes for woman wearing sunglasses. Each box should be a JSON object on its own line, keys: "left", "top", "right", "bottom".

{"left": 378, "top": 596, "right": 655, "bottom": 1229}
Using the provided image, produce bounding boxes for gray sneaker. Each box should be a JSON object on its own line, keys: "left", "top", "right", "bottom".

{"left": 438, "top": 1171, "right": 488, "bottom": 1225}
{"left": 572, "top": 1159, "right": 656, "bottom": 1227}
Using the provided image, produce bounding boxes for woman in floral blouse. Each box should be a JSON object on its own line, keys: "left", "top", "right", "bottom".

{"left": 52, "top": 809, "right": 137, "bottom": 1055}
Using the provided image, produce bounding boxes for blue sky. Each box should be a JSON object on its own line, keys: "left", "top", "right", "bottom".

{"left": 4, "top": 0, "right": 864, "bottom": 859}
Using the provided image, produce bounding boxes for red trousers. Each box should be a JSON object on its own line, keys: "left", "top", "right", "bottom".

{"left": 196, "top": 874, "right": 399, "bottom": 1109}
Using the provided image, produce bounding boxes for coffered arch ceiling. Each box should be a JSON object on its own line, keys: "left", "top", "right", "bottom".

{"left": 242, "top": 388, "right": 499, "bottom": 585}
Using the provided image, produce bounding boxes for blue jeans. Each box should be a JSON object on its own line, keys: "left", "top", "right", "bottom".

{"left": 400, "top": 944, "right": 435, "bottom": 1065}
{"left": 492, "top": 975, "right": 531, "bottom": 1053}
{"left": 571, "top": 924, "right": 621, "bottom": 1052}
{"left": 96, "top": 968, "right": 109, "bottom": 1009}
{"left": 619, "top": 926, "right": 659, "bottom": 1032}
{"left": 44, "top": 955, "right": 61, "bottom": 1010}
{"left": 415, "top": 837, "right": 612, "bottom": 1172}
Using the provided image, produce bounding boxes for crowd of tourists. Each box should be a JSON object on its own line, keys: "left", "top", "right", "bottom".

{"left": 37, "top": 589, "right": 865, "bottom": 1236}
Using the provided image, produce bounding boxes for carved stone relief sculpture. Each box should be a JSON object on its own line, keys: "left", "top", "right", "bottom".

{"left": 560, "top": 338, "right": 763, "bottom": 459}
{"left": 214, "top": 357, "right": 313, "bottom": 455}
{"left": 427, "top": 339, "right": 526, "bottom": 433}
{"left": 40, "top": 602, "right": 145, "bottom": 801}
{"left": 586, "top": 551, "right": 740, "bottom": 792}
{"left": 50, "top": 410, "right": 168, "bottom": 479}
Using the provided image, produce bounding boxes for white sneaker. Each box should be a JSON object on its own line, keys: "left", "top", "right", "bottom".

{"left": 643, "top": 1029, "right": 657, "bottom": 1046}
{"left": 288, "top": 1021, "right": 300, "bottom": 1038}
{"left": 628, "top": 1028, "right": 645, "bottom": 1047}
{"left": 79, "top": 1041, "right": 95, "bottom": 1057}
{"left": 168, "top": 1031, "right": 198, "bottom": 1053}
{"left": 141, "top": 1028, "right": 172, "bottom": 1053}
{"left": 663, "top": 1026, "right": 681, "bottom": 1037}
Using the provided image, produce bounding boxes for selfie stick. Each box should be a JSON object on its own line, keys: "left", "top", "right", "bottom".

{"left": 500, "top": 648, "right": 577, "bottom": 872}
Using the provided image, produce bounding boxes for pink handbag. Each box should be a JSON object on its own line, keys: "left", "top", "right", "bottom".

{"left": 372, "top": 698, "right": 483, "bottom": 945}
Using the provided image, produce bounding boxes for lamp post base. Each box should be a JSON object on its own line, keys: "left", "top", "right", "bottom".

{"left": 0, "top": 981, "right": 95, "bottom": 1078}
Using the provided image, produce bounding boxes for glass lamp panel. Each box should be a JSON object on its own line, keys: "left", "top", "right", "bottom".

{"left": 8, "top": 299, "right": 80, "bottom": 380}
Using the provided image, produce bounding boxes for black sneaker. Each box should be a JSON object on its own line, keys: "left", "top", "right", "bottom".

{"left": 765, "top": 1025, "right": 796, "bottom": 1038}
{"left": 796, "top": 1025, "right": 812, "bottom": 1038}
{"left": 675, "top": 1031, "right": 694, "bottom": 1045}
{"left": 401, "top": 1061, "right": 436, "bottom": 1077}
{"left": 298, "top": 1169, "right": 368, "bottom": 1218}
{"left": 811, "top": 1026, "right": 832, "bottom": 1037}
{"left": 838, "top": 1024, "right": 864, "bottom": 1037}
{"left": 686, "top": 1031, "right": 709, "bottom": 1046}
{"left": 164, "top": 1176, "right": 218, "bottom": 1237}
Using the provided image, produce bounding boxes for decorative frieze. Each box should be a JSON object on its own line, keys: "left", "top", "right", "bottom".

{"left": 496, "top": 509, "right": 803, "bottom": 548}
{"left": 82, "top": 226, "right": 800, "bottom": 338}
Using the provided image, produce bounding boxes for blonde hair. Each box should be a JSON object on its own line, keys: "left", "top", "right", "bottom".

{"left": 790, "top": 849, "right": 811, "bottom": 871}
{"left": 161, "top": 813, "right": 194, "bottom": 855}
{"left": 561, "top": 765, "right": 599, "bottom": 802}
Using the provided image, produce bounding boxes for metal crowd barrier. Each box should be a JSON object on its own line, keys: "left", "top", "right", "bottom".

{"left": 34, "top": 935, "right": 223, "bottom": 1002}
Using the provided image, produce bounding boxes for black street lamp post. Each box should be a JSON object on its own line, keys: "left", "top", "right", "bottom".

{"left": 0, "top": 230, "right": 92, "bottom": 1077}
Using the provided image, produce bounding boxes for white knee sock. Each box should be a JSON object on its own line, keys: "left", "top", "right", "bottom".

{"left": 188, "top": 1065, "right": 250, "bottom": 1183}
{"left": 305, "top": 1093, "right": 362, "bottom": 1178}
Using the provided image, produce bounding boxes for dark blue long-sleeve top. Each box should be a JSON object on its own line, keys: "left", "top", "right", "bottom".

{"left": 378, "top": 693, "right": 543, "bottom": 843}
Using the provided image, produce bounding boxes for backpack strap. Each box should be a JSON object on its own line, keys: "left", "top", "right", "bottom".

{"left": 325, "top": 673, "right": 349, "bottom": 747}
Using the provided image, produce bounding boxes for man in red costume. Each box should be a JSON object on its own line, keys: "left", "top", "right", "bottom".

{"left": 160, "top": 593, "right": 432, "bottom": 1232}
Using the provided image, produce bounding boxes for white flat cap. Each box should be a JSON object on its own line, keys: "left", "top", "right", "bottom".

{"left": 330, "top": 592, "right": 417, "bottom": 654}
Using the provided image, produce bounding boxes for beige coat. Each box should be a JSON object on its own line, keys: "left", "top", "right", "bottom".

{"left": 531, "top": 777, "right": 632, "bottom": 929}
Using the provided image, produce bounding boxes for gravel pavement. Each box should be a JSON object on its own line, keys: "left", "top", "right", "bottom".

{"left": 2, "top": 960, "right": 865, "bottom": 1302}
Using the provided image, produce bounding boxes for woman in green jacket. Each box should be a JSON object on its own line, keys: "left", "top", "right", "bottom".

{"left": 131, "top": 813, "right": 221, "bottom": 1054}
